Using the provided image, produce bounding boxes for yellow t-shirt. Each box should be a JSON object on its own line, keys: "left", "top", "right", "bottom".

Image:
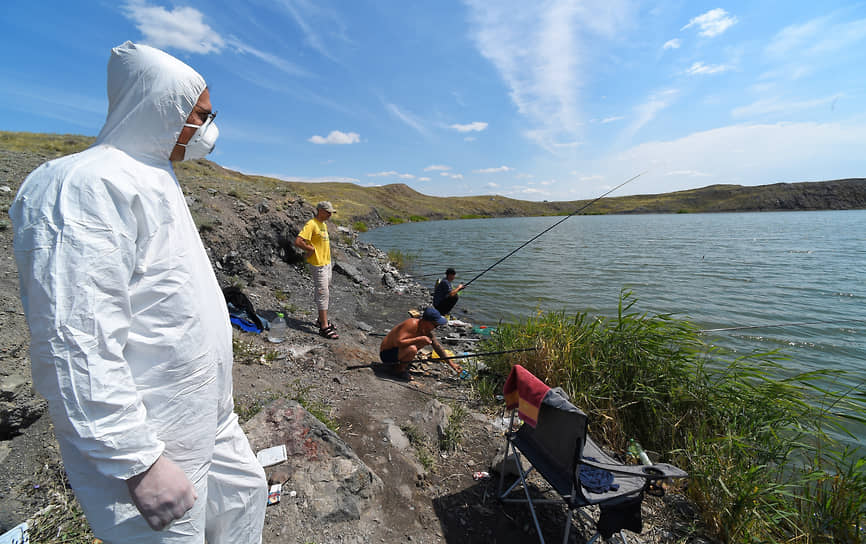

{"left": 298, "top": 218, "right": 331, "bottom": 266}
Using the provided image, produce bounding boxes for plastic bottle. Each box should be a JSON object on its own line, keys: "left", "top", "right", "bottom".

{"left": 628, "top": 439, "right": 652, "bottom": 465}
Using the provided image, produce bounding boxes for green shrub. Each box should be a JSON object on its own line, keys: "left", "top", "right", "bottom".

{"left": 353, "top": 221, "right": 368, "bottom": 232}
{"left": 408, "top": 215, "right": 428, "bottom": 222}
{"left": 386, "top": 216, "right": 404, "bottom": 224}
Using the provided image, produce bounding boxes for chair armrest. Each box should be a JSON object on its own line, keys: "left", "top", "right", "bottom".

{"left": 579, "top": 458, "right": 687, "bottom": 480}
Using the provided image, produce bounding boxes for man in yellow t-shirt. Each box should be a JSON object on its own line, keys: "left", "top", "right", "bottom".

{"left": 294, "top": 201, "right": 338, "bottom": 339}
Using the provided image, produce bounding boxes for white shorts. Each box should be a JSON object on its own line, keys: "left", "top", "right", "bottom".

{"left": 310, "top": 262, "right": 332, "bottom": 311}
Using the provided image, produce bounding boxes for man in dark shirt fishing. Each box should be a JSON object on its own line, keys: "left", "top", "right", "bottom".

{"left": 433, "top": 268, "right": 464, "bottom": 316}
{"left": 379, "top": 308, "right": 461, "bottom": 380}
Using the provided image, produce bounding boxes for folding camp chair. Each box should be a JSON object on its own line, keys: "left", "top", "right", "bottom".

{"left": 497, "top": 365, "right": 687, "bottom": 544}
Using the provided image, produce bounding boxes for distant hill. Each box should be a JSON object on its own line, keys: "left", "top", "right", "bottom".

{"left": 3, "top": 130, "right": 865, "bottom": 227}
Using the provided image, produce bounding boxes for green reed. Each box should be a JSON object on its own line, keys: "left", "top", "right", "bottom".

{"left": 479, "top": 290, "right": 866, "bottom": 543}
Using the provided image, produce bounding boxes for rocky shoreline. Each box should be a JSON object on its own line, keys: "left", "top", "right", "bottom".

{"left": 0, "top": 147, "right": 703, "bottom": 543}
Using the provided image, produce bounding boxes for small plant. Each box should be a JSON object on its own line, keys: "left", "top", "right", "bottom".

{"left": 274, "top": 288, "right": 288, "bottom": 302}
{"left": 402, "top": 424, "right": 436, "bottom": 471}
{"left": 387, "top": 249, "right": 417, "bottom": 271}
{"left": 408, "top": 215, "right": 428, "bottom": 222}
{"left": 439, "top": 403, "right": 467, "bottom": 452}
{"left": 385, "top": 216, "right": 404, "bottom": 224}
{"left": 292, "top": 381, "right": 339, "bottom": 432}
{"left": 25, "top": 464, "right": 94, "bottom": 544}
{"left": 236, "top": 391, "right": 283, "bottom": 424}
{"left": 353, "top": 221, "right": 368, "bottom": 232}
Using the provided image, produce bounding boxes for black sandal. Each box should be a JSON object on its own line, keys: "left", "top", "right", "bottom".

{"left": 316, "top": 319, "right": 336, "bottom": 330}
{"left": 319, "top": 325, "right": 339, "bottom": 339}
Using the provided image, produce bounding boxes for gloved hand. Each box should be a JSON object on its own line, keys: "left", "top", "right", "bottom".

{"left": 126, "top": 455, "right": 197, "bottom": 530}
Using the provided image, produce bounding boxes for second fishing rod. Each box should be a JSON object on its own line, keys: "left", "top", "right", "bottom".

{"left": 453, "top": 171, "right": 646, "bottom": 290}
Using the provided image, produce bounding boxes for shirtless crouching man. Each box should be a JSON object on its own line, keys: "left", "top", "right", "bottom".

{"left": 379, "top": 308, "right": 461, "bottom": 380}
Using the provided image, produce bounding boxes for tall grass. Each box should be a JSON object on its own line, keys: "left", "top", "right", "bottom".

{"left": 387, "top": 249, "right": 417, "bottom": 271}
{"left": 479, "top": 291, "right": 866, "bottom": 543}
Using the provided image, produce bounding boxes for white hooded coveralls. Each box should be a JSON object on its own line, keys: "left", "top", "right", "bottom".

{"left": 10, "top": 42, "right": 266, "bottom": 543}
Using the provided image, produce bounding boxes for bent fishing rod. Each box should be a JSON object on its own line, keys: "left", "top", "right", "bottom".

{"left": 461, "top": 171, "right": 647, "bottom": 289}
{"left": 345, "top": 347, "right": 538, "bottom": 370}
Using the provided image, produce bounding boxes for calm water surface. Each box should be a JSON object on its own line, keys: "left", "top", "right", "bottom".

{"left": 362, "top": 211, "right": 866, "bottom": 387}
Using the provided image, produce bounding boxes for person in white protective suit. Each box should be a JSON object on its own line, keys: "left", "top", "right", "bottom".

{"left": 9, "top": 41, "right": 267, "bottom": 543}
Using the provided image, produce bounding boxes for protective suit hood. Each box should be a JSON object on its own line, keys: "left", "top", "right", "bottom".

{"left": 95, "top": 41, "right": 206, "bottom": 162}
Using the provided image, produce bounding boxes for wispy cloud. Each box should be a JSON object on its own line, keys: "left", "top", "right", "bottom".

{"left": 731, "top": 95, "right": 841, "bottom": 119}
{"left": 620, "top": 89, "right": 678, "bottom": 142}
{"left": 463, "top": 0, "right": 632, "bottom": 151}
{"left": 681, "top": 8, "right": 738, "bottom": 38}
{"left": 440, "top": 172, "right": 464, "bottom": 179}
{"left": 225, "top": 37, "right": 310, "bottom": 77}
{"left": 663, "top": 39, "right": 681, "bottom": 50}
{"left": 686, "top": 61, "right": 731, "bottom": 75}
{"left": 601, "top": 116, "right": 625, "bottom": 124}
{"left": 386, "top": 103, "right": 427, "bottom": 135}
{"left": 766, "top": 14, "right": 866, "bottom": 61}
{"left": 418, "top": 177, "right": 431, "bottom": 182}
{"left": 308, "top": 130, "right": 360, "bottom": 144}
{"left": 367, "top": 171, "right": 415, "bottom": 179}
{"left": 123, "top": 1, "right": 225, "bottom": 54}
{"left": 270, "top": 0, "right": 346, "bottom": 62}
{"left": 474, "top": 166, "right": 512, "bottom": 173}
{"left": 424, "top": 164, "right": 451, "bottom": 171}
{"left": 450, "top": 121, "right": 488, "bottom": 132}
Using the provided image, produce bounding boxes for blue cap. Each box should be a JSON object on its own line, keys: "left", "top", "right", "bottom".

{"left": 422, "top": 307, "right": 447, "bottom": 326}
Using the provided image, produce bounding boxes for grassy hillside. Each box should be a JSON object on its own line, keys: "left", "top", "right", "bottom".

{"left": 4, "top": 130, "right": 865, "bottom": 227}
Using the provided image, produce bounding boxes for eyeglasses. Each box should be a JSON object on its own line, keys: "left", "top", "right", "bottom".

{"left": 186, "top": 110, "right": 217, "bottom": 130}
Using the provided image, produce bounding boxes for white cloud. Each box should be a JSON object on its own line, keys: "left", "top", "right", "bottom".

{"left": 620, "top": 89, "right": 678, "bottom": 142}
{"left": 486, "top": 182, "right": 499, "bottom": 188}
{"left": 731, "top": 95, "right": 840, "bottom": 119}
{"left": 270, "top": 0, "right": 346, "bottom": 62}
{"left": 765, "top": 14, "right": 866, "bottom": 63}
{"left": 686, "top": 62, "right": 731, "bottom": 75}
{"left": 418, "top": 177, "right": 431, "bottom": 182}
{"left": 663, "top": 39, "right": 681, "bottom": 50}
{"left": 440, "top": 172, "right": 464, "bottom": 179}
{"left": 681, "top": 8, "right": 738, "bottom": 38}
{"left": 386, "top": 103, "right": 427, "bottom": 135}
{"left": 450, "top": 121, "right": 488, "bottom": 132}
{"left": 474, "top": 166, "right": 513, "bottom": 173}
{"left": 463, "top": 0, "right": 633, "bottom": 151}
{"left": 424, "top": 164, "right": 451, "bottom": 171}
{"left": 464, "top": 136, "right": 477, "bottom": 142}
{"left": 601, "top": 116, "right": 624, "bottom": 124}
{"left": 664, "top": 170, "right": 711, "bottom": 177}
{"left": 225, "top": 37, "right": 310, "bottom": 77}
{"left": 308, "top": 130, "right": 360, "bottom": 144}
{"left": 604, "top": 121, "right": 866, "bottom": 197}
{"left": 367, "top": 171, "right": 415, "bottom": 179}
{"left": 579, "top": 175, "right": 604, "bottom": 182}
{"left": 123, "top": 1, "right": 224, "bottom": 54}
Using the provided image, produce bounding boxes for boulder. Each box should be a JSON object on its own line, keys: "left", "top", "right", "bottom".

{"left": 243, "top": 399, "right": 383, "bottom": 523}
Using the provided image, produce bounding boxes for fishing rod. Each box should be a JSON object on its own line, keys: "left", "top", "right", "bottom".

{"left": 461, "top": 171, "right": 647, "bottom": 289}
{"left": 405, "top": 268, "right": 488, "bottom": 279}
{"left": 345, "top": 347, "right": 538, "bottom": 370}
{"left": 700, "top": 319, "right": 866, "bottom": 333}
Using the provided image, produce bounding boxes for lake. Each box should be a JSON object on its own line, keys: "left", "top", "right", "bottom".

{"left": 361, "top": 211, "right": 866, "bottom": 390}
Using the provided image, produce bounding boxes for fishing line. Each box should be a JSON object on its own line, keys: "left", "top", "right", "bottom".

{"left": 700, "top": 319, "right": 866, "bottom": 333}
{"left": 461, "top": 171, "right": 646, "bottom": 289}
{"left": 345, "top": 347, "right": 538, "bottom": 370}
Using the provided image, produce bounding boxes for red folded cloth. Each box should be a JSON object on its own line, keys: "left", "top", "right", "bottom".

{"left": 503, "top": 364, "right": 550, "bottom": 427}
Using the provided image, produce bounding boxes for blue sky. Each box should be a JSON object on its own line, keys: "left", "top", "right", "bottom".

{"left": 3, "top": 1, "right": 866, "bottom": 201}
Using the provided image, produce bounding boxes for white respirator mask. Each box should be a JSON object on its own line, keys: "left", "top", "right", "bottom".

{"left": 178, "top": 111, "right": 219, "bottom": 160}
